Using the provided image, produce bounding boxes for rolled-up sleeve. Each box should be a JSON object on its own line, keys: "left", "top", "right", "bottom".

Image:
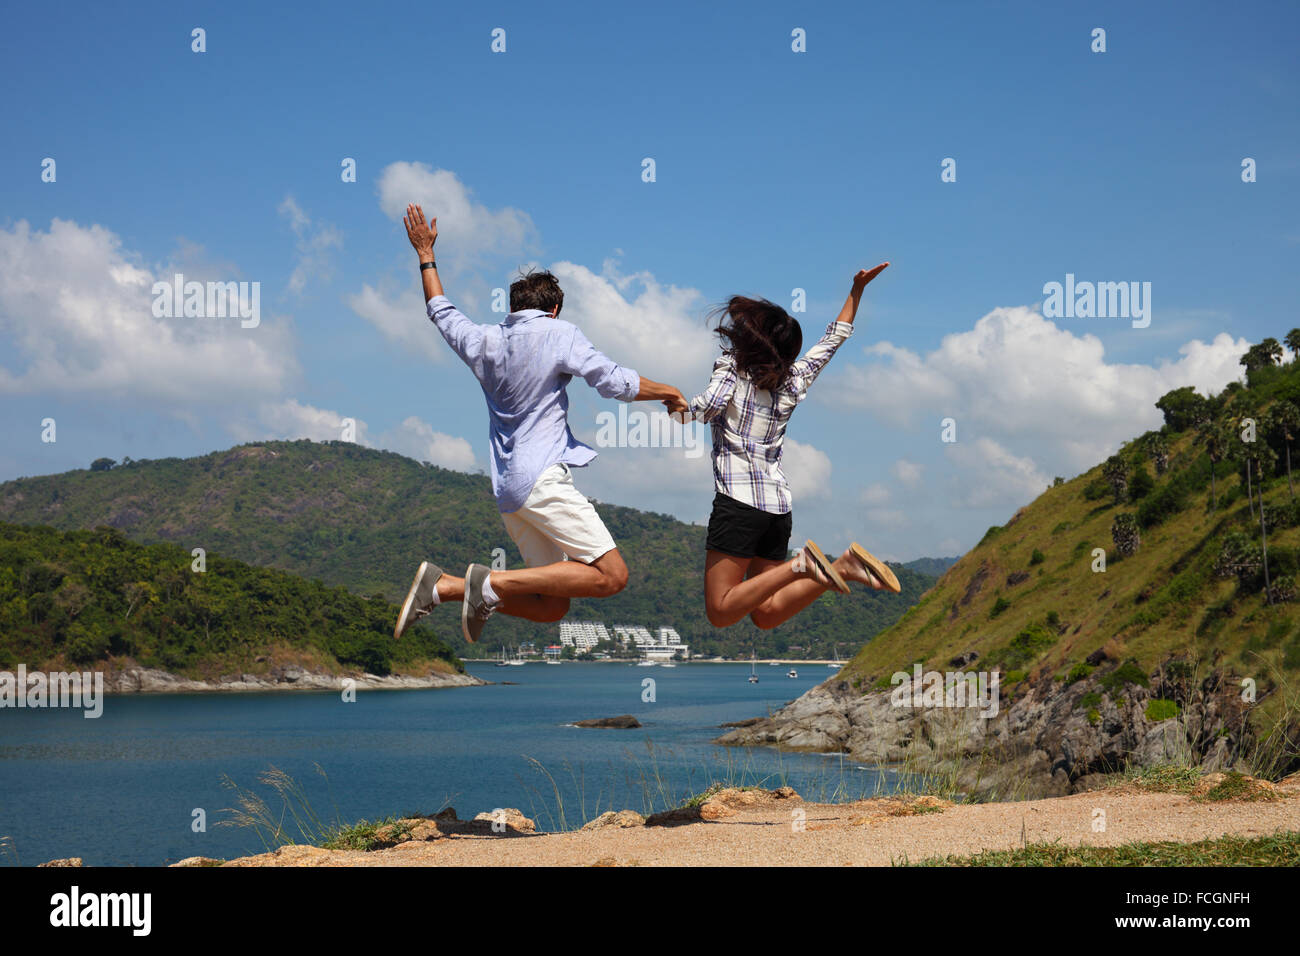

{"left": 788, "top": 321, "right": 853, "bottom": 395}
{"left": 561, "top": 326, "right": 640, "bottom": 401}
{"left": 688, "top": 354, "right": 737, "bottom": 423}
{"left": 427, "top": 295, "right": 486, "bottom": 368}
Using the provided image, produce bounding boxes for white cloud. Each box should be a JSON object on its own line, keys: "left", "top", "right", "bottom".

{"left": 0, "top": 218, "right": 296, "bottom": 402}
{"left": 233, "top": 400, "right": 478, "bottom": 472}
{"left": 860, "top": 482, "right": 891, "bottom": 505}
{"left": 783, "top": 438, "right": 832, "bottom": 501}
{"left": 550, "top": 258, "right": 716, "bottom": 385}
{"left": 351, "top": 163, "right": 539, "bottom": 363}
{"left": 348, "top": 283, "right": 447, "bottom": 364}
{"left": 379, "top": 415, "right": 478, "bottom": 471}
{"left": 839, "top": 306, "right": 1249, "bottom": 474}
{"left": 892, "top": 458, "right": 924, "bottom": 487}
{"left": 251, "top": 398, "right": 359, "bottom": 443}
{"left": 279, "top": 197, "right": 342, "bottom": 294}
{"left": 374, "top": 162, "right": 534, "bottom": 264}
{"left": 945, "top": 437, "right": 1052, "bottom": 508}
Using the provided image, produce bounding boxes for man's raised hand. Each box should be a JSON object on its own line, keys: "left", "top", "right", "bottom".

{"left": 404, "top": 204, "right": 437, "bottom": 259}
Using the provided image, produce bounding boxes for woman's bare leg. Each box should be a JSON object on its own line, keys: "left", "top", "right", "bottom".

{"left": 747, "top": 558, "right": 829, "bottom": 629}
{"left": 749, "top": 551, "right": 883, "bottom": 629}
{"left": 704, "top": 551, "right": 813, "bottom": 628}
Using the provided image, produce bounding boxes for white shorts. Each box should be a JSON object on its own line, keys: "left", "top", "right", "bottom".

{"left": 501, "top": 463, "right": 618, "bottom": 567}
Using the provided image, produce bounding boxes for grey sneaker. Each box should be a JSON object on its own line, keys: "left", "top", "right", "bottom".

{"left": 394, "top": 561, "right": 444, "bottom": 640}
{"left": 462, "top": 563, "right": 497, "bottom": 644}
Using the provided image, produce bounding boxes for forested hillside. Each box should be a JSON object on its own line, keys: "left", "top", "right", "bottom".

{"left": 0, "top": 441, "right": 935, "bottom": 659}
{"left": 0, "top": 522, "right": 461, "bottom": 679}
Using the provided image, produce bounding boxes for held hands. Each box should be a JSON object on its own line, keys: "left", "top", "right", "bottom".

{"left": 663, "top": 387, "right": 691, "bottom": 422}
{"left": 404, "top": 204, "right": 437, "bottom": 258}
{"left": 852, "top": 261, "right": 889, "bottom": 293}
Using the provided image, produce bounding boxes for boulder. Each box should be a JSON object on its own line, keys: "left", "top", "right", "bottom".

{"left": 37, "top": 857, "right": 83, "bottom": 867}
{"left": 573, "top": 714, "right": 642, "bottom": 729}
{"left": 471, "top": 808, "right": 536, "bottom": 832}
{"left": 581, "top": 810, "right": 646, "bottom": 830}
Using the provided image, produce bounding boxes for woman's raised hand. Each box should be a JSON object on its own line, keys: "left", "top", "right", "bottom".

{"left": 853, "top": 262, "right": 889, "bottom": 291}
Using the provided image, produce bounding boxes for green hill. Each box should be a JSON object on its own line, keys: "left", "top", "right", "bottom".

{"left": 0, "top": 521, "right": 461, "bottom": 679}
{"left": 0, "top": 441, "right": 933, "bottom": 659}
{"left": 839, "top": 349, "right": 1300, "bottom": 739}
{"left": 902, "top": 556, "right": 960, "bottom": 577}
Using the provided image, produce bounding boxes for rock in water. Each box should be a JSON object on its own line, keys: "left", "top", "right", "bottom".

{"left": 573, "top": 714, "right": 642, "bottom": 729}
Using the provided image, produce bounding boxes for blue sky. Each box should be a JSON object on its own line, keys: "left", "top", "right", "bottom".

{"left": 1, "top": 1, "right": 1297, "bottom": 560}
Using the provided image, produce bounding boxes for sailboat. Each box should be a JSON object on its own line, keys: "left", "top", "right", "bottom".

{"left": 827, "top": 646, "right": 842, "bottom": 670}
{"left": 747, "top": 651, "right": 759, "bottom": 684}
{"left": 507, "top": 645, "right": 525, "bottom": 666}
{"left": 495, "top": 646, "right": 510, "bottom": 667}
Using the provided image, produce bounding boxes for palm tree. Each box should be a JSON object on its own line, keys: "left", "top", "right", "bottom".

{"left": 1143, "top": 433, "right": 1170, "bottom": 475}
{"left": 1102, "top": 455, "right": 1128, "bottom": 505}
{"left": 1238, "top": 439, "right": 1278, "bottom": 520}
{"left": 1241, "top": 338, "right": 1284, "bottom": 372}
{"left": 1286, "top": 329, "right": 1300, "bottom": 360}
{"left": 1267, "top": 401, "right": 1300, "bottom": 499}
{"left": 1196, "top": 418, "right": 1230, "bottom": 510}
{"left": 1258, "top": 456, "right": 1273, "bottom": 605}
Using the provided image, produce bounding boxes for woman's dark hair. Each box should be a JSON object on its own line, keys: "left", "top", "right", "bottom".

{"left": 709, "top": 296, "right": 803, "bottom": 391}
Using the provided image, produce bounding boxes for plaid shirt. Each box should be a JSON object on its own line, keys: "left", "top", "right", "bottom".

{"left": 687, "top": 320, "right": 854, "bottom": 514}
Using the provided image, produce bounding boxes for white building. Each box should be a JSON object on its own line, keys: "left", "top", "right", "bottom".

{"left": 563, "top": 622, "right": 689, "bottom": 660}
{"left": 558, "top": 621, "right": 610, "bottom": 652}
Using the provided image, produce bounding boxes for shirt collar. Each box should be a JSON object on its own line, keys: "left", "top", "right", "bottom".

{"left": 505, "top": 309, "right": 550, "bottom": 326}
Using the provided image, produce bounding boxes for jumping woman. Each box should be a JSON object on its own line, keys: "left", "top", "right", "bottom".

{"left": 669, "top": 263, "right": 901, "bottom": 630}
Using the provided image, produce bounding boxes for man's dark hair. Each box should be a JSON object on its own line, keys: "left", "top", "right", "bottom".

{"left": 710, "top": 296, "right": 803, "bottom": 391}
{"left": 510, "top": 269, "right": 565, "bottom": 315}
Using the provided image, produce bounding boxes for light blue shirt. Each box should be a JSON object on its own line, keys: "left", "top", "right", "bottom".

{"left": 427, "top": 295, "right": 641, "bottom": 513}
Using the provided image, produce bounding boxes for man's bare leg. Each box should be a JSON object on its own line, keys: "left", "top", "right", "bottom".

{"left": 490, "top": 549, "right": 629, "bottom": 600}
{"left": 433, "top": 550, "right": 627, "bottom": 621}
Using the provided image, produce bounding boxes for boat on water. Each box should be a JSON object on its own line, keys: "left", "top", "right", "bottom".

{"left": 544, "top": 658, "right": 562, "bottom": 665}
{"left": 495, "top": 646, "right": 510, "bottom": 667}
{"left": 827, "top": 647, "right": 842, "bottom": 670}
{"left": 659, "top": 661, "right": 676, "bottom": 668}
{"left": 748, "top": 652, "right": 759, "bottom": 684}
{"left": 787, "top": 668, "right": 798, "bottom": 678}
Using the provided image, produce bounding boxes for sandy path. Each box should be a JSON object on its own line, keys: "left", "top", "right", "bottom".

{"left": 216, "top": 784, "right": 1300, "bottom": 867}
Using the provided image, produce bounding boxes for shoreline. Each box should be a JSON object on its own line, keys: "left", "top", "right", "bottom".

{"left": 100, "top": 665, "right": 485, "bottom": 695}
{"left": 460, "top": 658, "right": 845, "bottom": 666}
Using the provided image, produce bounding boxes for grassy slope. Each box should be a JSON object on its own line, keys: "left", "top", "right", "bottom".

{"left": 839, "top": 403, "right": 1300, "bottom": 707}
{"left": 0, "top": 441, "right": 934, "bottom": 658}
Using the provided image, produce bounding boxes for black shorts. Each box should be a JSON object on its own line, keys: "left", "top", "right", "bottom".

{"left": 705, "top": 492, "right": 793, "bottom": 562}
